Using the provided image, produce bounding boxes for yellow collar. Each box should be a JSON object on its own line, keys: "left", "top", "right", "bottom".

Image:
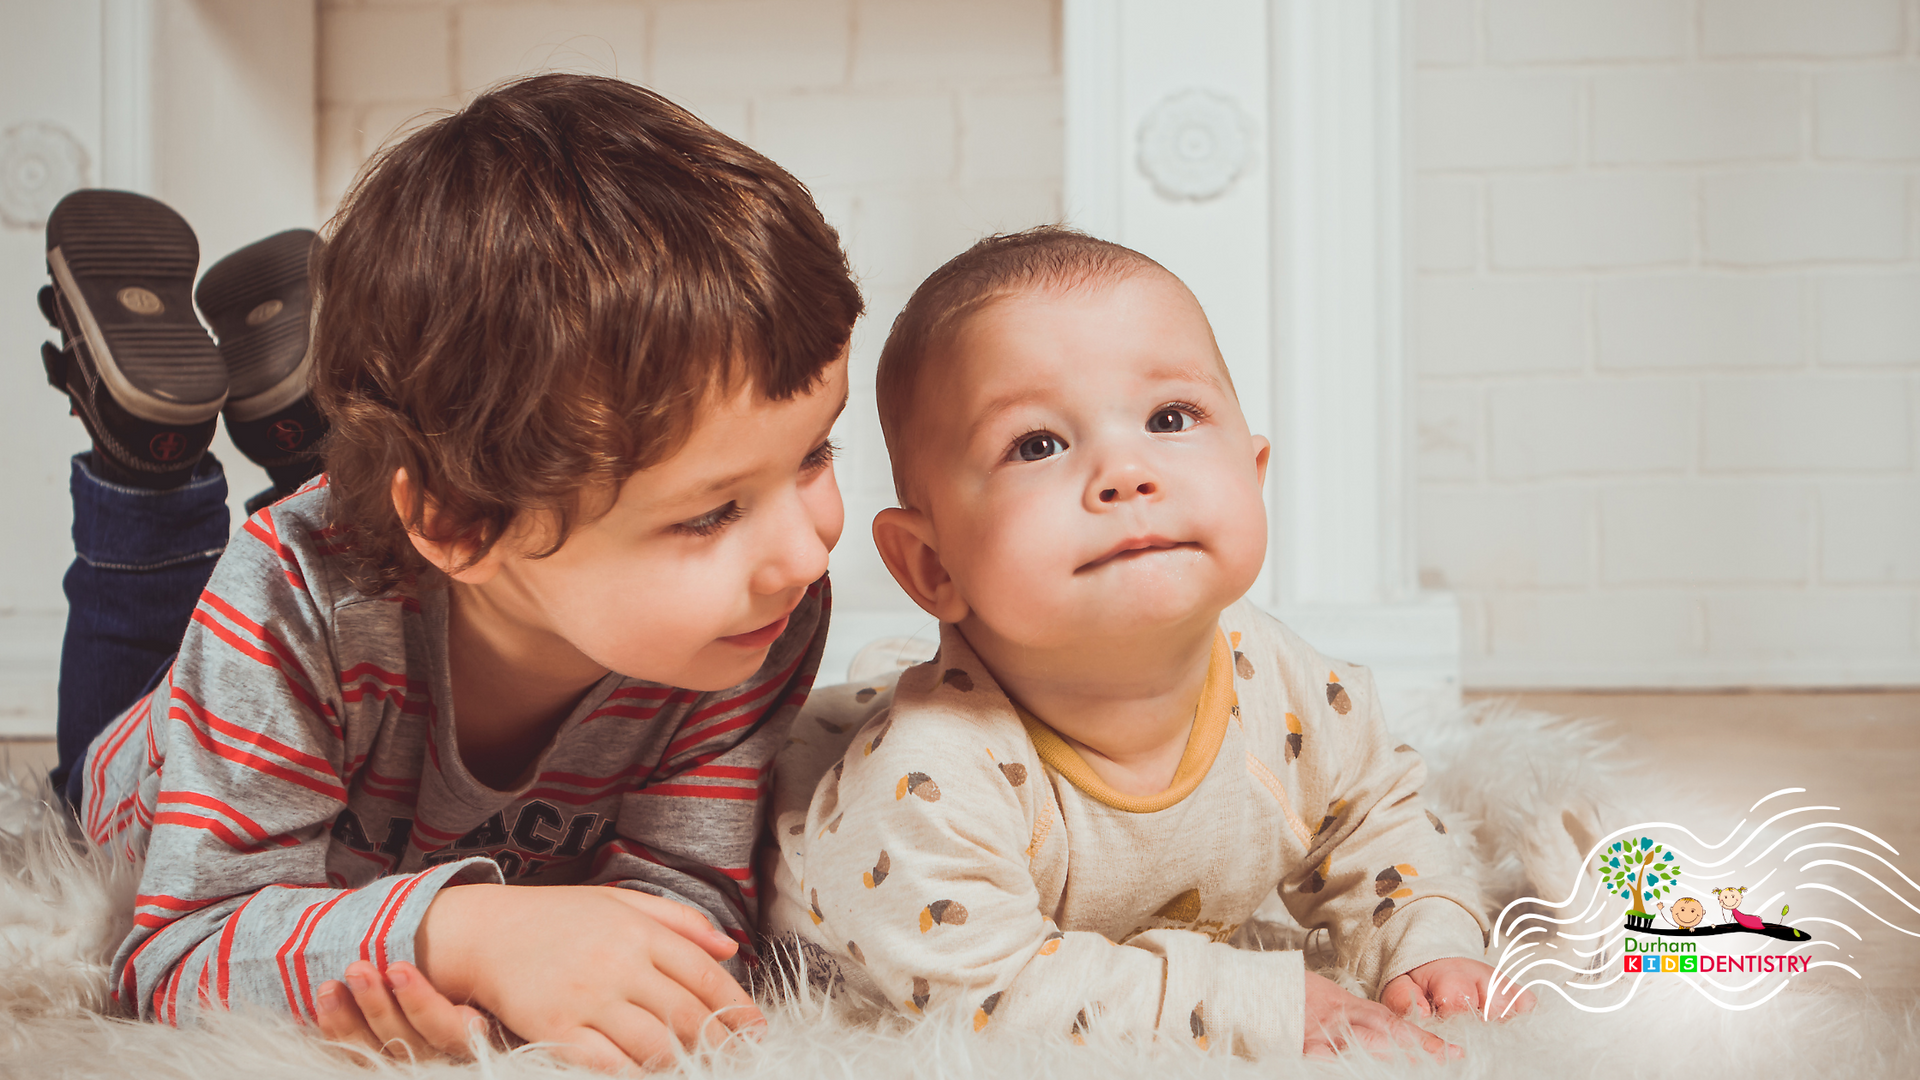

{"left": 1015, "top": 630, "right": 1236, "bottom": 813}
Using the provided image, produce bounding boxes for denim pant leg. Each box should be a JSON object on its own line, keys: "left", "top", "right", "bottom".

{"left": 53, "top": 452, "right": 230, "bottom": 805}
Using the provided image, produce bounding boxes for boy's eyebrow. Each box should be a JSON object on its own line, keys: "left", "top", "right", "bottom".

{"left": 687, "top": 389, "right": 849, "bottom": 498}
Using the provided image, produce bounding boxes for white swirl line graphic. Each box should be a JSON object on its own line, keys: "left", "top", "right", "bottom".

{"left": 1482, "top": 797, "right": 1918, "bottom": 1020}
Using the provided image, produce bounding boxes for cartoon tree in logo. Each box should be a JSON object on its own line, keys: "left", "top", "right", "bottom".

{"left": 1598, "top": 837, "right": 1680, "bottom": 929}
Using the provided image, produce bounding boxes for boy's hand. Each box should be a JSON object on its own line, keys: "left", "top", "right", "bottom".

{"left": 1381, "top": 957, "right": 1536, "bottom": 1021}
{"left": 316, "top": 960, "right": 490, "bottom": 1060}
{"left": 1304, "top": 970, "right": 1461, "bottom": 1061}
{"left": 413, "top": 883, "right": 764, "bottom": 1072}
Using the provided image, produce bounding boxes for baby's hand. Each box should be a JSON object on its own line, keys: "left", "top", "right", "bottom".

{"left": 1381, "top": 957, "right": 1535, "bottom": 1020}
{"left": 1303, "top": 970, "right": 1460, "bottom": 1061}
{"left": 316, "top": 960, "right": 490, "bottom": 1061}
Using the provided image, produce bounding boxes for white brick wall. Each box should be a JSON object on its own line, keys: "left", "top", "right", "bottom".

{"left": 1415, "top": 0, "right": 1920, "bottom": 687}
{"left": 315, "top": 1, "right": 1917, "bottom": 689}
{"left": 317, "top": 0, "right": 1062, "bottom": 655}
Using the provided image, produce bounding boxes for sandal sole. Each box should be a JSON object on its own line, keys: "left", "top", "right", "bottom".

{"left": 46, "top": 190, "right": 227, "bottom": 426}
{"left": 196, "top": 229, "right": 318, "bottom": 422}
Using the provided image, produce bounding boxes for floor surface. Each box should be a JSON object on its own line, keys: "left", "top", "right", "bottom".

{"left": 1467, "top": 689, "right": 1920, "bottom": 1001}
{"left": 9, "top": 689, "right": 1918, "bottom": 1000}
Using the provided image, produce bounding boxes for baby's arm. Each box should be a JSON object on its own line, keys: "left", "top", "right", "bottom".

{"left": 792, "top": 717, "right": 1304, "bottom": 1056}
{"left": 1270, "top": 657, "right": 1502, "bottom": 1010}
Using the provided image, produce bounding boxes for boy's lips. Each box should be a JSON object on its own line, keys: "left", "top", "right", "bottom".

{"left": 1075, "top": 536, "right": 1199, "bottom": 573}
{"left": 720, "top": 609, "right": 793, "bottom": 649}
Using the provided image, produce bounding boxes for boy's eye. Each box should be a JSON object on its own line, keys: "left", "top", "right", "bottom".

{"left": 802, "top": 438, "right": 839, "bottom": 472}
{"left": 1015, "top": 432, "right": 1066, "bottom": 462}
{"left": 673, "top": 502, "right": 743, "bottom": 537}
{"left": 1147, "top": 407, "right": 1196, "bottom": 433}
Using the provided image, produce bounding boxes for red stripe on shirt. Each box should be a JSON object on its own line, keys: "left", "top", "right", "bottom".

{"left": 372, "top": 873, "right": 430, "bottom": 968}
{"left": 170, "top": 700, "right": 347, "bottom": 803}
{"left": 87, "top": 690, "right": 154, "bottom": 833}
{"left": 213, "top": 891, "right": 261, "bottom": 1008}
{"left": 172, "top": 687, "right": 341, "bottom": 783}
{"left": 288, "top": 891, "right": 350, "bottom": 1021}
{"left": 358, "top": 878, "right": 408, "bottom": 962}
{"left": 153, "top": 810, "right": 290, "bottom": 854}
{"left": 158, "top": 790, "right": 281, "bottom": 845}
{"left": 638, "top": 783, "right": 760, "bottom": 800}
{"left": 662, "top": 653, "right": 803, "bottom": 756}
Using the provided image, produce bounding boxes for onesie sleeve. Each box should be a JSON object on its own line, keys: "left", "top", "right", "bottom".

{"left": 87, "top": 505, "right": 502, "bottom": 1025}
{"left": 792, "top": 665, "right": 1301, "bottom": 1058}
{"left": 1271, "top": 653, "right": 1488, "bottom": 996}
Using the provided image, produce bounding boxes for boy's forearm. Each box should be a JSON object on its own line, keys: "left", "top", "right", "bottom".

{"left": 117, "top": 857, "right": 502, "bottom": 1025}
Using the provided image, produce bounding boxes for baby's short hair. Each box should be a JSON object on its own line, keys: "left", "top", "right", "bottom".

{"left": 312, "top": 74, "right": 863, "bottom": 594}
{"left": 874, "top": 226, "right": 1163, "bottom": 506}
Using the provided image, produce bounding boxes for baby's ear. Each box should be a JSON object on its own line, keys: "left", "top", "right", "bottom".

{"left": 872, "top": 508, "right": 968, "bottom": 623}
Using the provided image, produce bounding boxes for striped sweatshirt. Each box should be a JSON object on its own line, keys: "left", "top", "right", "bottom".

{"left": 78, "top": 482, "right": 827, "bottom": 1026}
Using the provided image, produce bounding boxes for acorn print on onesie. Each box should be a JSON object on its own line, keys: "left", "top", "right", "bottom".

{"left": 1326, "top": 672, "right": 1352, "bottom": 714}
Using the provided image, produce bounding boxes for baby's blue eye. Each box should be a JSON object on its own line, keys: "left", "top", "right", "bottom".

{"left": 1017, "top": 432, "right": 1065, "bottom": 461}
{"left": 1147, "top": 409, "right": 1194, "bottom": 433}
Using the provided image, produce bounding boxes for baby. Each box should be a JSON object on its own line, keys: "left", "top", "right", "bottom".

{"left": 766, "top": 228, "right": 1527, "bottom": 1058}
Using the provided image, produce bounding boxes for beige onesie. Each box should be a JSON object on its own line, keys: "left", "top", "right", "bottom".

{"left": 765, "top": 598, "right": 1486, "bottom": 1057}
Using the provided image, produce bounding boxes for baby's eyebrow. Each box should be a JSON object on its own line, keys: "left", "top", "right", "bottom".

{"left": 1145, "top": 361, "right": 1227, "bottom": 388}
{"left": 968, "top": 388, "right": 1051, "bottom": 440}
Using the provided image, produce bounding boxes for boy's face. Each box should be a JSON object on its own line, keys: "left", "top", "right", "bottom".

{"left": 906, "top": 271, "right": 1269, "bottom": 648}
{"left": 470, "top": 355, "right": 849, "bottom": 692}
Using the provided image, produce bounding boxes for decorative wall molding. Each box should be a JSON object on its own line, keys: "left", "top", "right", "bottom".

{"left": 1065, "top": 0, "right": 1458, "bottom": 722}
{"left": 1136, "top": 90, "right": 1253, "bottom": 203}
{"left": 0, "top": 122, "right": 89, "bottom": 229}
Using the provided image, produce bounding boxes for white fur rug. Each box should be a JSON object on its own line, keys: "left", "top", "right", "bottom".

{"left": 5, "top": 701, "right": 1917, "bottom": 1079}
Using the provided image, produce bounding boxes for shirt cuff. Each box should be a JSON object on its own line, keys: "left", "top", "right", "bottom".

{"left": 1147, "top": 929, "right": 1305, "bottom": 1059}
{"left": 382, "top": 856, "right": 505, "bottom": 970}
{"left": 1360, "top": 896, "right": 1488, "bottom": 998}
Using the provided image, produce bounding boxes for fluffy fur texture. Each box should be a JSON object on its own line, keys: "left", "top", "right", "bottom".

{"left": 5, "top": 701, "right": 1915, "bottom": 1078}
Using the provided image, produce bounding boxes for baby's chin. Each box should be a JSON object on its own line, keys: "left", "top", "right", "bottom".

{"left": 973, "top": 579, "right": 1245, "bottom": 651}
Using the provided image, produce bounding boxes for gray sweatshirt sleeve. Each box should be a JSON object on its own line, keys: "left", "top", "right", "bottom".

{"left": 88, "top": 509, "right": 502, "bottom": 1023}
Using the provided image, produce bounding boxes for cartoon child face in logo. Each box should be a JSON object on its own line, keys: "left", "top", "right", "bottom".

{"left": 1668, "top": 897, "right": 1706, "bottom": 931}
{"left": 1715, "top": 886, "right": 1746, "bottom": 913}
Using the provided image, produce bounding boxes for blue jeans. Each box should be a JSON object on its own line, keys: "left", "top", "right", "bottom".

{"left": 52, "top": 453, "right": 231, "bottom": 806}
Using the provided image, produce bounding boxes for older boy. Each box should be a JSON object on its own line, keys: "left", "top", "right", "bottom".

{"left": 42, "top": 75, "right": 861, "bottom": 1070}
{"left": 766, "top": 228, "right": 1528, "bottom": 1059}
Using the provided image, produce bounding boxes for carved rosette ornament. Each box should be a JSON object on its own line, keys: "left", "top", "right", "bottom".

{"left": 1135, "top": 90, "right": 1253, "bottom": 203}
{"left": 1, "top": 122, "right": 89, "bottom": 230}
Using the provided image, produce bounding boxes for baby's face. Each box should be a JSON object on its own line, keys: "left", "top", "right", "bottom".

{"left": 908, "top": 271, "right": 1270, "bottom": 649}
{"left": 1672, "top": 899, "right": 1704, "bottom": 927}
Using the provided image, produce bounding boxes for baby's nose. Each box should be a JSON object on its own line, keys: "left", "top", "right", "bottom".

{"left": 1099, "top": 481, "right": 1157, "bottom": 503}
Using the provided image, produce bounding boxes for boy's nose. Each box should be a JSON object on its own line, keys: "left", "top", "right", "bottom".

{"left": 754, "top": 491, "right": 836, "bottom": 594}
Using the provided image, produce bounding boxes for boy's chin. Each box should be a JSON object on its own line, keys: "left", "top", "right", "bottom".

{"left": 611, "top": 643, "right": 770, "bottom": 692}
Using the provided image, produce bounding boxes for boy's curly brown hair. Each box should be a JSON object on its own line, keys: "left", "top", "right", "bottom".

{"left": 311, "top": 74, "right": 863, "bottom": 595}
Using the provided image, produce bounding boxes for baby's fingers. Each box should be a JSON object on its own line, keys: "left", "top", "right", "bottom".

{"left": 1426, "top": 970, "right": 1483, "bottom": 1019}
{"left": 387, "top": 962, "right": 488, "bottom": 1055}
{"left": 1351, "top": 1009, "right": 1462, "bottom": 1063}
{"left": 1379, "top": 973, "right": 1431, "bottom": 1018}
{"left": 1484, "top": 969, "right": 1537, "bottom": 1019}
{"left": 337, "top": 960, "right": 440, "bottom": 1061}
{"left": 315, "top": 979, "right": 381, "bottom": 1053}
